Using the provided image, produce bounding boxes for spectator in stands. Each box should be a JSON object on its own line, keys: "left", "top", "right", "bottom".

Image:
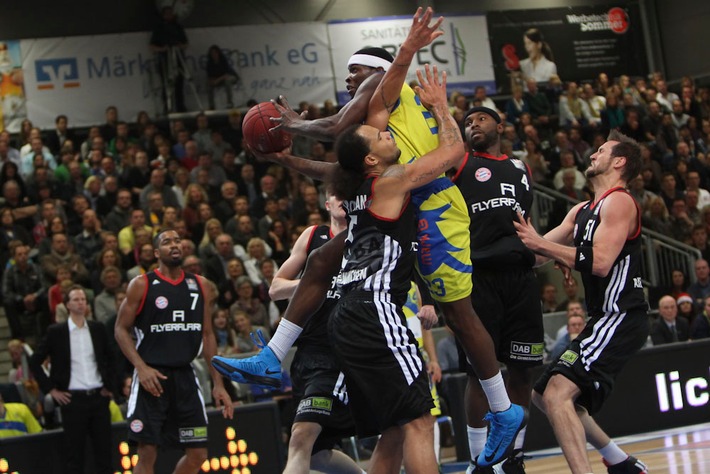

{"left": 0, "top": 392, "right": 42, "bottom": 437}
{"left": 0, "top": 137, "right": 21, "bottom": 172}
{"left": 126, "top": 242, "right": 156, "bottom": 280}
{"left": 213, "top": 180, "right": 238, "bottom": 226}
{"left": 541, "top": 283, "right": 558, "bottom": 313}
{"left": 206, "top": 45, "right": 239, "bottom": 110}
{"left": 218, "top": 257, "right": 247, "bottom": 308}
{"left": 555, "top": 276, "right": 585, "bottom": 312}
{"left": 139, "top": 168, "right": 179, "bottom": 210}
{"left": 601, "top": 93, "right": 625, "bottom": 132}
{"left": 690, "top": 295, "right": 710, "bottom": 339}
{"left": 523, "top": 78, "right": 552, "bottom": 128}
{"left": 688, "top": 259, "right": 710, "bottom": 310}
{"left": 655, "top": 79, "right": 678, "bottom": 113}
{"left": 676, "top": 293, "right": 697, "bottom": 323}
{"left": 93, "top": 266, "right": 124, "bottom": 325}
{"left": 686, "top": 170, "right": 710, "bottom": 209}
{"left": 651, "top": 295, "right": 690, "bottom": 345}
{"left": 581, "top": 83, "right": 605, "bottom": 127}
{"left": 197, "top": 218, "right": 223, "bottom": 261}
{"left": 213, "top": 308, "right": 237, "bottom": 356}
{"left": 250, "top": 174, "right": 280, "bottom": 219}
{"left": 2, "top": 243, "right": 46, "bottom": 341}
{"left": 118, "top": 209, "right": 152, "bottom": 255}
{"left": 658, "top": 172, "right": 683, "bottom": 214}
{"left": 559, "top": 82, "right": 593, "bottom": 129}
{"left": 229, "top": 276, "right": 271, "bottom": 330}
{"left": 230, "top": 308, "right": 270, "bottom": 353}
{"left": 549, "top": 313, "right": 586, "bottom": 361}
{"left": 521, "top": 138, "right": 550, "bottom": 185}
{"left": 91, "top": 247, "right": 124, "bottom": 294}
{"left": 690, "top": 224, "right": 710, "bottom": 261}
{"left": 684, "top": 189, "right": 702, "bottom": 225}
{"left": 628, "top": 173, "right": 657, "bottom": 211}
{"left": 552, "top": 150, "right": 586, "bottom": 191}
{"left": 192, "top": 113, "right": 212, "bottom": 154}
{"left": 40, "top": 232, "right": 90, "bottom": 288}
{"left": 669, "top": 197, "right": 695, "bottom": 243}
{"left": 73, "top": 209, "right": 102, "bottom": 271}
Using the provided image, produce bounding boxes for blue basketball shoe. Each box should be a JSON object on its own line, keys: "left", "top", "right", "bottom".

{"left": 211, "top": 330, "right": 282, "bottom": 389}
{"left": 476, "top": 404, "right": 528, "bottom": 467}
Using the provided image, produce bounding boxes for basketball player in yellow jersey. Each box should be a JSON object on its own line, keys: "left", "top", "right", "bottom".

{"left": 217, "top": 8, "right": 527, "bottom": 467}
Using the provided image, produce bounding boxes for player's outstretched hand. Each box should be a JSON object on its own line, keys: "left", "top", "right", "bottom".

{"left": 403, "top": 7, "right": 444, "bottom": 52}
{"left": 213, "top": 386, "right": 234, "bottom": 419}
{"left": 414, "top": 64, "right": 446, "bottom": 111}
{"left": 247, "top": 143, "right": 291, "bottom": 164}
{"left": 270, "top": 95, "right": 307, "bottom": 132}
{"left": 513, "top": 211, "right": 543, "bottom": 252}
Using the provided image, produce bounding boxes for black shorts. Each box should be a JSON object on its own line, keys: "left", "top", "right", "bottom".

{"left": 328, "top": 295, "right": 433, "bottom": 437}
{"left": 290, "top": 349, "right": 357, "bottom": 453}
{"left": 459, "top": 266, "right": 544, "bottom": 373}
{"left": 126, "top": 365, "right": 208, "bottom": 448}
{"left": 534, "top": 309, "right": 650, "bottom": 415}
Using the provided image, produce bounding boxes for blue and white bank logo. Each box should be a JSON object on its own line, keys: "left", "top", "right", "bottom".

{"left": 35, "top": 58, "right": 80, "bottom": 90}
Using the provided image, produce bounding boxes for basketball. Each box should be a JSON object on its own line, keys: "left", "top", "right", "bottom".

{"left": 242, "top": 102, "right": 292, "bottom": 154}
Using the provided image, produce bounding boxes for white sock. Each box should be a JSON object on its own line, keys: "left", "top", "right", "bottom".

{"left": 479, "top": 372, "right": 511, "bottom": 413}
{"left": 467, "top": 426, "right": 488, "bottom": 460}
{"left": 267, "top": 319, "right": 302, "bottom": 361}
{"left": 514, "top": 426, "right": 526, "bottom": 451}
{"left": 599, "top": 441, "right": 628, "bottom": 465}
{"left": 433, "top": 419, "right": 441, "bottom": 462}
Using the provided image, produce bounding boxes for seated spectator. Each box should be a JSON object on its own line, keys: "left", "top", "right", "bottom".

{"left": 230, "top": 309, "right": 270, "bottom": 353}
{"left": 685, "top": 190, "right": 703, "bottom": 226}
{"left": 0, "top": 207, "right": 32, "bottom": 271}
{"left": 555, "top": 275, "right": 585, "bottom": 312}
{"left": 651, "top": 295, "right": 690, "bottom": 345}
{"left": 93, "top": 266, "right": 124, "bottom": 325}
{"left": 183, "top": 183, "right": 210, "bottom": 231}
{"left": 628, "top": 173, "right": 657, "bottom": 211}
{"left": 118, "top": 209, "right": 152, "bottom": 256}
{"left": 549, "top": 312, "right": 586, "bottom": 361}
{"left": 198, "top": 218, "right": 223, "bottom": 261}
{"left": 669, "top": 197, "right": 695, "bottom": 243}
{"left": 243, "top": 237, "right": 278, "bottom": 286}
{"left": 126, "top": 243, "right": 156, "bottom": 280}
{"left": 540, "top": 283, "right": 558, "bottom": 313}
{"left": 688, "top": 259, "right": 710, "bottom": 310}
{"left": 690, "top": 224, "right": 710, "bottom": 261}
{"left": 204, "top": 233, "right": 236, "bottom": 289}
{"left": 47, "top": 264, "right": 73, "bottom": 323}
{"left": 505, "top": 86, "right": 528, "bottom": 125}
{"left": 229, "top": 275, "right": 272, "bottom": 329}
{"left": 520, "top": 138, "right": 549, "bottom": 185}
{"left": 0, "top": 392, "right": 42, "bottom": 437}
{"left": 7, "top": 339, "right": 32, "bottom": 384}
{"left": 642, "top": 196, "right": 674, "bottom": 235}
{"left": 523, "top": 78, "right": 552, "bottom": 128}
{"left": 213, "top": 308, "right": 238, "bottom": 356}
{"left": 659, "top": 172, "right": 684, "bottom": 211}
{"left": 91, "top": 247, "right": 125, "bottom": 294}
{"left": 559, "top": 82, "right": 593, "bottom": 129}
{"left": 676, "top": 293, "right": 697, "bottom": 323}
{"left": 690, "top": 295, "right": 710, "bottom": 339}
{"left": 553, "top": 150, "right": 587, "bottom": 191}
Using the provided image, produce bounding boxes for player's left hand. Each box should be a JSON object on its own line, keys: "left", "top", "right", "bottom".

{"left": 270, "top": 95, "right": 306, "bottom": 132}
{"left": 213, "top": 386, "right": 234, "bottom": 419}
{"left": 417, "top": 304, "right": 438, "bottom": 330}
{"left": 414, "top": 64, "right": 446, "bottom": 111}
{"left": 404, "top": 7, "right": 444, "bottom": 51}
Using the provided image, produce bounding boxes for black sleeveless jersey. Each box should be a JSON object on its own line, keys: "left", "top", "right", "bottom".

{"left": 573, "top": 188, "right": 648, "bottom": 315}
{"left": 338, "top": 176, "right": 417, "bottom": 306}
{"left": 297, "top": 225, "right": 339, "bottom": 352}
{"left": 134, "top": 270, "right": 205, "bottom": 367}
{"left": 452, "top": 151, "right": 536, "bottom": 267}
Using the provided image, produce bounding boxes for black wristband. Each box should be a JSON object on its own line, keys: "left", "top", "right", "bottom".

{"left": 575, "top": 246, "right": 593, "bottom": 273}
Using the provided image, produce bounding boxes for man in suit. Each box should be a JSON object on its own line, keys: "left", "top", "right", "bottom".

{"left": 30, "top": 285, "right": 116, "bottom": 474}
{"left": 651, "top": 295, "right": 690, "bottom": 345}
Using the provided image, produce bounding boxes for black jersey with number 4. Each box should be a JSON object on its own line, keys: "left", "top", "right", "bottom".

{"left": 297, "top": 225, "right": 340, "bottom": 352}
{"left": 338, "top": 176, "right": 417, "bottom": 306}
{"left": 452, "top": 151, "right": 536, "bottom": 267}
{"left": 573, "top": 188, "right": 648, "bottom": 315}
{"left": 134, "top": 270, "right": 205, "bottom": 367}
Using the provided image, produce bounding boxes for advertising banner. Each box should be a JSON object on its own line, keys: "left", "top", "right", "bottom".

{"left": 328, "top": 14, "right": 495, "bottom": 104}
{"left": 21, "top": 23, "right": 335, "bottom": 129}
{"left": 486, "top": 4, "right": 648, "bottom": 94}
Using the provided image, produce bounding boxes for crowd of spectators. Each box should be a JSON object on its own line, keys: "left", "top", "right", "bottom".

{"left": 3, "top": 68, "right": 710, "bottom": 435}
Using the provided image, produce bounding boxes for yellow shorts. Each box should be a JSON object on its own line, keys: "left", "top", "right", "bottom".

{"left": 411, "top": 177, "right": 472, "bottom": 303}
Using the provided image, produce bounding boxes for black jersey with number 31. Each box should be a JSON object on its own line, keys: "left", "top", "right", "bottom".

{"left": 573, "top": 188, "right": 648, "bottom": 316}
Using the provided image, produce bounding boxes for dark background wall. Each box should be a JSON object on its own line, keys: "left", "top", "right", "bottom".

{"left": 2, "top": 0, "right": 708, "bottom": 80}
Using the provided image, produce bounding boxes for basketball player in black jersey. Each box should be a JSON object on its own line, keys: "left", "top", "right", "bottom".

{"left": 452, "top": 106, "right": 543, "bottom": 474}
{"left": 115, "top": 229, "right": 233, "bottom": 474}
{"left": 515, "top": 130, "right": 649, "bottom": 474}
{"left": 269, "top": 189, "right": 363, "bottom": 474}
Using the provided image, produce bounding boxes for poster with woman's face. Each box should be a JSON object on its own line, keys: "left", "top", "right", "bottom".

{"left": 486, "top": 5, "right": 648, "bottom": 94}
{"left": 0, "top": 40, "right": 25, "bottom": 133}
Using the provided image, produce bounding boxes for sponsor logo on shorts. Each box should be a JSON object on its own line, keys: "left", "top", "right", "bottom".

{"left": 130, "top": 420, "right": 143, "bottom": 432}
{"left": 509, "top": 341, "right": 544, "bottom": 362}
{"left": 560, "top": 350, "right": 579, "bottom": 365}
{"left": 297, "top": 396, "right": 334, "bottom": 416}
{"left": 155, "top": 296, "right": 168, "bottom": 309}
{"left": 475, "top": 167, "right": 492, "bottom": 182}
{"left": 179, "top": 426, "right": 208, "bottom": 442}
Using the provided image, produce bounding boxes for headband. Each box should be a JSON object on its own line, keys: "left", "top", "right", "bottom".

{"left": 347, "top": 53, "right": 392, "bottom": 72}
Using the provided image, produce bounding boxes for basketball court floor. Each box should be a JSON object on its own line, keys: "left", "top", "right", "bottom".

{"left": 434, "top": 423, "right": 710, "bottom": 474}
{"left": 437, "top": 422, "right": 710, "bottom": 473}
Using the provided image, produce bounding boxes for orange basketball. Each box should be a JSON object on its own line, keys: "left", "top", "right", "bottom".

{"left": 242, "top": 102, "right": 292, "bottom": 154}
